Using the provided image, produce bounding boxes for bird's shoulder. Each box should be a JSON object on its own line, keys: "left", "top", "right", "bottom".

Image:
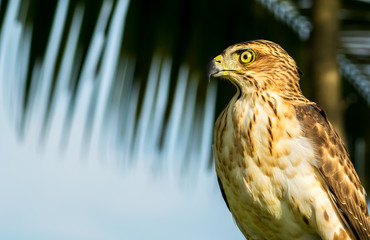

{"left": 293, "top": 102, "right": 370, "bottom": 240}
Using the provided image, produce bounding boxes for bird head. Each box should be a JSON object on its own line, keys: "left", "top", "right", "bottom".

{"left": 207, "top": 40, "right": 303, "bottom": 97}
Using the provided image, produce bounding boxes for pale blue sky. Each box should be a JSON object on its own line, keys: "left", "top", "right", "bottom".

{"left": 0, "top": 88, "right": 244, "bottom": 240}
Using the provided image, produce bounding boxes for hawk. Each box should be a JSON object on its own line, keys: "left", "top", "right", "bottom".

{"left": 207, "top": 40, "right": 370, "bottom": 240}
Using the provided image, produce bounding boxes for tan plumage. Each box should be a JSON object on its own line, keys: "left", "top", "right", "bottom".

{"left": 207, "top": 40, "right": 370, "bottom": 240}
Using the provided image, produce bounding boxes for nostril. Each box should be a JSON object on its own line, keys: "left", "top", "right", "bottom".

{"left": 214, "top": 55, "right": 222, "bottom": 64}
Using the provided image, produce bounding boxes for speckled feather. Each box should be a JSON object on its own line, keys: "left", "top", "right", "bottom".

{"left": 209, "top": 40, "right": 370, "bottom": 240}
{"left": 295, "top": 103, "right": 370, "bottom": 240}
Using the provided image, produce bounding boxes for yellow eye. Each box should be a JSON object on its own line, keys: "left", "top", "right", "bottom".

{"left": 239, "top": 50, "right": 255, "bottom": 64}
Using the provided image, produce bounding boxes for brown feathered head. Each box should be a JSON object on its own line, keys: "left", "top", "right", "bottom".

{"left": 207, "top": 40, "right": 303, "bottom": 98}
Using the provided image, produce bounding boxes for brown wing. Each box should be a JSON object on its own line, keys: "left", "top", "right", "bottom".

{"left": 294, "top": 103, "right": 370, "bottom": 240}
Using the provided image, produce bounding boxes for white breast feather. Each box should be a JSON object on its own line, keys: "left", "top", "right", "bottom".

{"left": 215, "top": 93, "right": 352, "bottom": 240}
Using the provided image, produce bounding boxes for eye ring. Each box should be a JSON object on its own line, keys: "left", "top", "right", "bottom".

{"left": 239, "top": 50, "right": 255, "bottom": 64}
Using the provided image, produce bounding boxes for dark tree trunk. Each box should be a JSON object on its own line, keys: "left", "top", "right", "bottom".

{"left": 310, "top": 0, "right": 344, "bottom": 138}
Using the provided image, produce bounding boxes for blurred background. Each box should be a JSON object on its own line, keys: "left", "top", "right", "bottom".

{"left": 0, "top": 0, "right": 370, "bottom": 239}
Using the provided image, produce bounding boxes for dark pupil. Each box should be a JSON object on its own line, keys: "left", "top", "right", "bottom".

{"left": 243, "top": 54, "right": 248, "bottom": 60}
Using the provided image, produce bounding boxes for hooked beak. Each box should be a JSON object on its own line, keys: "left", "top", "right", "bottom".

{"left": 206, "top": 55, "right": 223, "bottom": 81}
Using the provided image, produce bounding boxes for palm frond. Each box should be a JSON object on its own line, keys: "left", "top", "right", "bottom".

{"left": 0, "top": 0, "right": 369, "bottom": 181}
{"left": 0, "top": 0, "right": 217, "bottom": 175}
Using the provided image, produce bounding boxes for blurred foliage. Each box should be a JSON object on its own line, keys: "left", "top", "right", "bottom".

{"left": 0, "top": 0, "right": 370, "bottom": 186}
